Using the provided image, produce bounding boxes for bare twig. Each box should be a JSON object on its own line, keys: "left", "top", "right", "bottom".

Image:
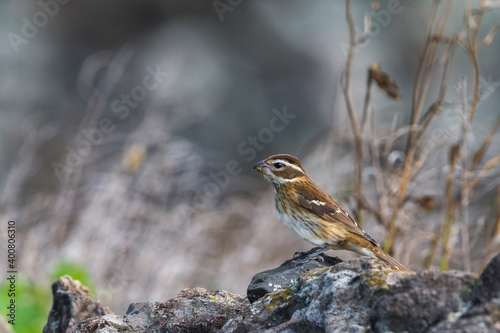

{"left": 361, "top": 67, "right": 374, "bottom": 132}
{"left": 369, "top": 114, "right": 389, "bottom": 227}
{"left": 343, "top": 0, "right": 364, "bottom": 224}
{"left": 357, "top": 2, "right": 377, "bottom": 44}
{"left": 384, "top": 1, "right": 456, "bottom": 254}
{"left": 482, "top": 184, "right": 500, "bottom": 271}
{"left": 416, "top": 39, "right": 458, "bottom": 144}
{"left": 341, "top": 0, "right": 498, "bottom": 270}
{"left": 408, "top": 0, "right": 455, "bottom": 150}
{"left": 439, "top": 146, "right": 460, "bottom": 271}
{"left": 470, "top": 114, "right": 500, "bottom": 171}
{"left": 477, "top": 23, "right": 500, "bottom": 49}
{"left": 439, "top": 0, "right": 488, "bottom": 271}
{"left": 469, "top": 156, "right": 500, "bottom": 190}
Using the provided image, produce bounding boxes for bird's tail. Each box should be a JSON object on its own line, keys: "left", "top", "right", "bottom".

{"left": 370, "top": 246, "right": 409, "bottom": 271}
{"left": 349, "top": 234, "right": 410, "bottom": 271}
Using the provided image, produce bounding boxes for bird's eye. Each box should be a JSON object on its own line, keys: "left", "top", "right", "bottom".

{"left": 273, "top": 162, "right": 283, "bottom": 169}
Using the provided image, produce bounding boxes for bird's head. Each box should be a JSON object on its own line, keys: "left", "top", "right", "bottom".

{"left": 253, "top": 154, "right": 306, "bottom": 188}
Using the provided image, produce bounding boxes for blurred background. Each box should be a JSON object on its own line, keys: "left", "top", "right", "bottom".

{"left": 1, "top": 0, "right": 500, "bottom": 330}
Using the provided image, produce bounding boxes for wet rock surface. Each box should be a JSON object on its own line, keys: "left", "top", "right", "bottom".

{"left": 247, "top": 253, "right": 342, "bottom": 303}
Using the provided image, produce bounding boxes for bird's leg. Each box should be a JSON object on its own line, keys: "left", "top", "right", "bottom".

{"left": 293, "top": 246, "right": 324, "bottom": 258}
{"left": 292, "top": 246, "right": 329, "bottom": 265}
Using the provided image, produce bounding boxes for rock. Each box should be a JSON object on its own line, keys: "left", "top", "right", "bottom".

{"left": 371, "top": 253, "right": 500, "bottom": 333}
{"left": 370, "top": 270, "right": 477, "bottom": 333}
{"left": 76, "top": 302, "right": 159, "bottom": 332}
{"left": 468, "top": 253, "right": 500, "bottom": 308}
{"left": 153, "top": 288, "right": 250, "bottom": 332}
{"left": 223, "top": 257, "right": 407, "bottom": 332}
{"left": 76, "top": 287, "right": 249, "bottom": 332}
{"left": 45, "top": 254, "right": 500, "bottom": 332}
{"left": 43, "top": 275, "right": 112, "bottom": 333}
{"left": 125, "top": 302, "right": 160, "bottom": 329}
{"left": 427, "top": 314, "right": 500, "bottom": 333}
{"left": 426, "top": 253, "right": 500, "bottom": 333}
{"left": 247, "top": 253, "right": 342, "bottom": 303}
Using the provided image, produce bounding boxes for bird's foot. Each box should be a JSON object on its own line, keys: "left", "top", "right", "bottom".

{"left": 292, "top": 247, "right": 329, "bottom": 266}
{"left": 293, "top": 246, "right": 324, "bottom": 258}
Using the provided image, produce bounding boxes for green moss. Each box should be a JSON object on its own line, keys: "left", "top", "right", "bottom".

{"left": 259, "top": 286, "right": 297, "bottom": 312}
{"left": 362, "top": 271, "right": 391, "bottom": 289}
{"left": 362, "top": 269, "right": 413, "bottom": 288}
{"left": 254, "top": 267, "right": 334, "bottom": 314}
{"left": 486, "top": 302, "right": 500, "bottom": 322}
{"left": 300, "top": 267, "right": 330, "bottom": 281}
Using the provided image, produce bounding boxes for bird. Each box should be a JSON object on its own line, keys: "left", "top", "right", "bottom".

{"left": 253, "top": 153, "right": 408, "bottom": 271}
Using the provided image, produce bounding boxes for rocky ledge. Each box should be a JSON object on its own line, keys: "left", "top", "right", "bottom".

{"left": 44, "top": 253, "right": 500, "bottom": 332}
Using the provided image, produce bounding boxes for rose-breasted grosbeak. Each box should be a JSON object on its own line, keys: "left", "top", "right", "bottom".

{"left": 253, "top": 154, "right": 408, "bottom": 271}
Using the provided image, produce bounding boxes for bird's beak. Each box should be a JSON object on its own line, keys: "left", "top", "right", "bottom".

{"left": 253, "top": 160, "right": 268, "bottom": 173}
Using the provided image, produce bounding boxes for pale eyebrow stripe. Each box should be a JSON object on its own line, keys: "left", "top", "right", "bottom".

{"left": 273, "top": 159, "right": 303, "bottom": 172}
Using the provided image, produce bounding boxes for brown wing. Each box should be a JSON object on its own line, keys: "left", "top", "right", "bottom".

{"left": 296, "top": 191, "right": 379, "bottom": 248}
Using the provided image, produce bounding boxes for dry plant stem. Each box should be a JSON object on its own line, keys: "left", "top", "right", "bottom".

{"left": 460, "top": 169, "right": 471, "bottom": 272}
{"left": 384, "top": 0, "right": 460, "bottom": 255}
{"left": 420, "top": 43, "right": 460, "bottom": 269}
{"left": 439, "top": 147, "right": 459, "bottom": 271}
{"left": 430, "top": 0, "right": 499, "bottom": 269}
{"left": 495, "top": 185, "right": 500, "bottom": 237}
{"left": 470, "top": 115, "right": 500, "bottom": 170}
{"left": 408, "top": 0, "right": 438, "bottom": 140}
{"left": 440, "top": 83, "right": 468, "bottom": 271}
{"left": 407, "top": 0, "right": 454, "bottom": 150}
{"left": 370, "top": 123, "right": 389, "bottom": 227}
{"left": 424, "top": 226, "right": 442, "bottom": 269}
{"left": 384, "top": 33, "right": 456, "bottom": 255}
{"left": 469, "top": 156, "right": 500, "bottom": 190}
{"left": 439, "top": 0, "right": 487, "bottom": 271}
{"left": 465, "top": 0, "right": 484, "bottom": 125}
{"left": 384, "top": 115, "right": 399, "bottom": 176}
{"left": 424, "top": 146, "right": 458, "bottom": 270}
{"left": 343, "top": 0, "right": 364, "bottom": 225}
{"left": 361, "top": 73, "right": 373, "bottom": 132}
{"left": 416, "top": 40, "right": 457, "bottom": 143}
{"left": 364, "top": 114, "right": 389, "bottom": 227}
{"left": 482, "top": 185, "right": 500, "bottom": 271}
{"left": 478, "top": 24, "right": 500, "bottom": 49}
{"left": 459, "top": 90, "right": 472, "bottom": 272}
{"left": 381, "top": 125, "right": 419, "bottom": 253}
{"left": 441, "top": 152, "right": 500, "bottom": 270}
{"left": 404, "top": 0, "right": 453, "bottom": 172}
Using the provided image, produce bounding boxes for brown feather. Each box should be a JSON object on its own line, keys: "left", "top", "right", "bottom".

{"left": 293, "top": 179, "right": 378, "bottom": 247}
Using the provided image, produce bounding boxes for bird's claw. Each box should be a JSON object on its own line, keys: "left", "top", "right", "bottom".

{"left": 291, "top": 247, "right": 328, "bottom": 266}
{"left": 293, "top": 246, "right": 323, "bottom": 258}
{"left": 293, "top": 251, "right": 306, "bottom": 258}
